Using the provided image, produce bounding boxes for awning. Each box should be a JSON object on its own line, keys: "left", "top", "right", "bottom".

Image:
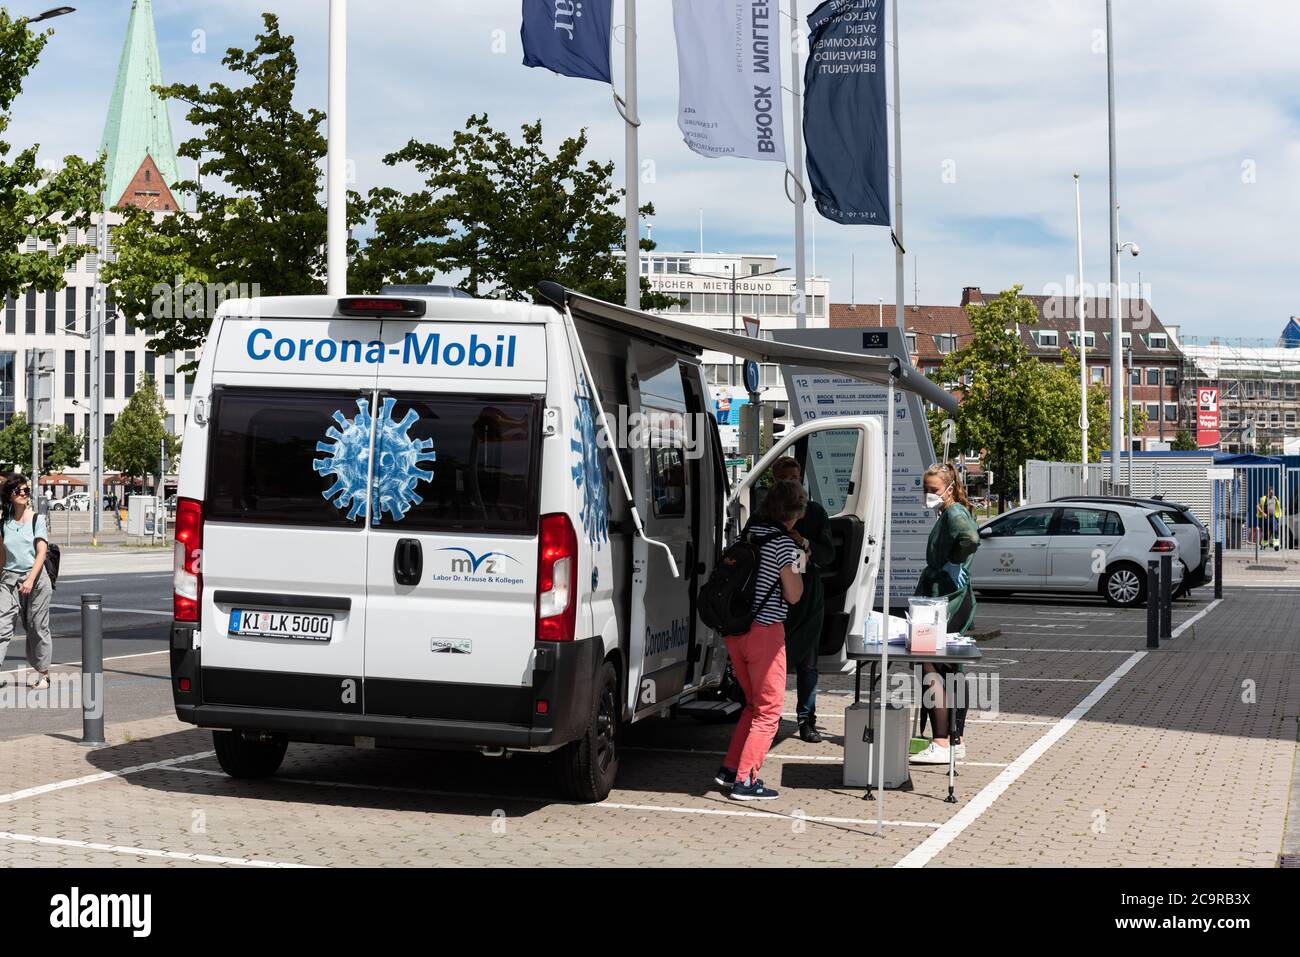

{"left": 538, "top": 282, "right": 959, "bottom": 414}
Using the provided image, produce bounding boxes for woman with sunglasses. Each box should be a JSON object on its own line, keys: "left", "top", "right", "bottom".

{"left": 0, "top": 474, "right": 52, "bottom": 690}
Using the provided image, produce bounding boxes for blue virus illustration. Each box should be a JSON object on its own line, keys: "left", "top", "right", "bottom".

{"left": 571, "top": 384, "right": 610, "bottom": 546}
{"left": 315, "top": 396, "right": 436, "bottom": 524}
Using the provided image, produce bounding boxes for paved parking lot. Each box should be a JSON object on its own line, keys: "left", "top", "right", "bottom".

{"left": 0, "top": 582, "right": 1296, "bottom": 867}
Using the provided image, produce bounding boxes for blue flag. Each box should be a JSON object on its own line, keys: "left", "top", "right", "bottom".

{"left": 521, "top": 0, "right": 613, "bottom": 83}
{"left": 803, "top": 0, "right": 890, "bottom": 226}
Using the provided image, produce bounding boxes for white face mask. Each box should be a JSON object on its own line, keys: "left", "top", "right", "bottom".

{"left": 925, "top": 482, "right": 953, "bottom": 512}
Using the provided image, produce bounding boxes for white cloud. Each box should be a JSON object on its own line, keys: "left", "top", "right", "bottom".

{"left": 8, "top": 0, "right": 1298, "bottom": 339}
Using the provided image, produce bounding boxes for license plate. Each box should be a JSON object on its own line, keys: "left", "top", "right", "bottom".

{"left": 229, "top": 609, "right": 334, "bottom": 642}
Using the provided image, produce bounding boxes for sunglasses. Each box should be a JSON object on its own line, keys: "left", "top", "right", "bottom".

{"left": 12, "top": 487, "right": 30, "bottom": 497}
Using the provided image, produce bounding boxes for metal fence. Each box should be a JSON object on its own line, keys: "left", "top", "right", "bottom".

{"left": 1024, "top": 460, "right": 1106, "bottom": 504}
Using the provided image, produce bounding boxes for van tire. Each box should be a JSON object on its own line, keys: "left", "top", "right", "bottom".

{"left": 554, "top": 661, "right": 621, "bottom": 802}
{"left": 213, "top": 730, "right": 288, "bottom": 779}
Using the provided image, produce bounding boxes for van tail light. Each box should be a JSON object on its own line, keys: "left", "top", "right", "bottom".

{"left": 1150, "top": 538, "right": 1177, "bottom": 553}
{"left": 174, "top": 498, "right": 204, "bottom": 622}
{"left": 537, "top": 513, "right": 578, "bottom": 642}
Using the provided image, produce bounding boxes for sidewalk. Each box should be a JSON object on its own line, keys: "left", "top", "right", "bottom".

{"left": 0, "top": 585, "right": 1294, "bottom": 866}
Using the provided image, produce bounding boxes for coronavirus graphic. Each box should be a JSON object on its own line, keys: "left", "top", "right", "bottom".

{"left": 315, "top": 397, "right": 436, "bottom": 524}
{"left": 571, "top": 384, "right": 610, "bottom": 545}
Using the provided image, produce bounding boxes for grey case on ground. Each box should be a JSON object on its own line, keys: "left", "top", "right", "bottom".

{"left": 843, "top": 701, "right": 912, "bottom": 790}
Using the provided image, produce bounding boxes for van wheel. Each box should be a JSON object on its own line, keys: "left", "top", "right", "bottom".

{"left": 1102, "top": 563, "right": 1147, "bottom": 608}
{"left": 213, "top": 730, "right": 288, "bottom": 778}
{"left": 555, "top": 661, "right": 621, "bottom": 802}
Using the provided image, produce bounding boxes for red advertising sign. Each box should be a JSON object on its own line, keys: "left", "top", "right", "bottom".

{"left": 1197, "top": 387, "right": 1220, "bottom": 448}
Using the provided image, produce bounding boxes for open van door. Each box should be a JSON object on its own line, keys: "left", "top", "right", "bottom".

{"left": 729, "top": 416, "right": 885, "bottom": 673}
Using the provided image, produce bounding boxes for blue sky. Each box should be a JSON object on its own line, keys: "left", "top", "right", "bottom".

{"left": 9, "top": 0, "right": 1300, "bottom": 341}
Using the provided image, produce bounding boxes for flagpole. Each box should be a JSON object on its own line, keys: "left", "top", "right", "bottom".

{"left": 328, "top": 0, "right": 347, "bottom": 297}
{"left": 790, "top": 0, "right": 807, "bottom": 329}
{"left": 624, "top": 0, "right": 640, "bottom": 310}
{"left": 891, "top": 0, "right": 904, "bottom": 336}
{"left": 1075, "top": 173, "right": 1088, "bottom": 479}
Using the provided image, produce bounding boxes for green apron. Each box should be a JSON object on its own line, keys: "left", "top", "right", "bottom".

{"left": 913, "top": 501, "right": 981, "bottom": 635}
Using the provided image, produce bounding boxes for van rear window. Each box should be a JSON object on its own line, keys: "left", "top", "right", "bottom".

{"left": 373, "top": 393, "right": 540, "bottom": 533}
{"left": 206, "top": 388, "right": 540, "bottom": 533}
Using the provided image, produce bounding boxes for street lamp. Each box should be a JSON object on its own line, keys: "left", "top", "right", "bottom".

{"left": 681, "top": 264, "right": 790, "bottom": 387}
{"left": 1105, "top": 0, "right": 1124, "bottom": 494}
{"left": 1118, "top": 239, "right": 1139, "bottom": 490}
{"left": 23, "top": 7, "right": 75, "bottom": 24}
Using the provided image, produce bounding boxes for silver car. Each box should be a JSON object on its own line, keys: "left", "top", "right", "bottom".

{"left": 971, "top": 502, "right": 1184, "bottom": 607}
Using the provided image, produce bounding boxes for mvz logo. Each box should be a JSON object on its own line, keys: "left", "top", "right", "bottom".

{"left": 439, "top": 547, "right": 516, "bottom": 576}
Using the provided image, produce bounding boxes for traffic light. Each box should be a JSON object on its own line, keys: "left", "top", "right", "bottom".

{"left": 40, "top": 438, "right": 55, "bottom": 474}
{"left": 762, "top": 405, "right": 787, "bottom": 452}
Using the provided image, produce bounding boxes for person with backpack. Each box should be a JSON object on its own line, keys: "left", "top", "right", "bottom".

{"left": 0, "top": 474, "right": 53, "bottom": 690}
{"left": 714, "top": 479, "right": 808, "bottom": 801}
{"left": 770, "top": 457, "right": 835, "bottom": 744}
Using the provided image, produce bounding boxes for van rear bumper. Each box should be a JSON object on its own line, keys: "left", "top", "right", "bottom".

{"left": 171, "top": 625, "right": 601, "bottom": 751}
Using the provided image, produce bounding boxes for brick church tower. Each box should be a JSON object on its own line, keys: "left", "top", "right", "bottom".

{"left": 99, "top": 0, "right": 181, "bottom": 211}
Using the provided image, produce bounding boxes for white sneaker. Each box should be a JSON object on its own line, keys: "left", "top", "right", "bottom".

{"left": 954, "top": 743, "right": 967, "bottom": 760}
{"left": 909, "top": 741, "right": 951, "bottom": 765}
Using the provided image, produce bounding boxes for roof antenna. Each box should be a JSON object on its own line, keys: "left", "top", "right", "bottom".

{"left": 850, "top": 253, "right": 856, "bottom": 309}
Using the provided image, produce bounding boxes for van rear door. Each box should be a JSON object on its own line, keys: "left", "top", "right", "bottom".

{"left": 361, "top": 319, "right": 548, "bottom": 721}
{"left": 199, "top": 316, "right": 383, "bottom": 713}
{"left": 731, "top": 416, "right": 885, "bottom": 669}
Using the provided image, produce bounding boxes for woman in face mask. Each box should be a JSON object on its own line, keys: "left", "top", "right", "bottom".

{"left": 911, "top": 463, "right": 980, "bottom": 765}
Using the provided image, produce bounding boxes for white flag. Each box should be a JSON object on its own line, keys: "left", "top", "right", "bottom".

{"left": 673, "top": 0, "right": 786, "bottom": 163}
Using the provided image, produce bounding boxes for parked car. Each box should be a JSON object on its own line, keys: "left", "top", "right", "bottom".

{"left": 59, "top": 492, "right": 91, "bottom": 511}
{"left": 1052, "top": 495, "right": 1211, "bottom": 589}
{"left": 971, "top": 501, "right": 1184, "bottom": 607}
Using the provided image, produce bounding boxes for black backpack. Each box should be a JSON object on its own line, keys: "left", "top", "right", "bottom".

{"left": 699, "top": 526, "right": 790, "bottom": 637}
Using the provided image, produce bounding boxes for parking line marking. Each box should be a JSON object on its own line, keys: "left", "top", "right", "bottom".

{"left": 1171, "top": 598, "right": 1222, "bottom": 638}
{"left": 895, "top": 650, "right": 1147, "bottom": 868}
{"left": 0, "top": 831, "right": 312, "bottom": 868}
{"left": 991, "top": 648, "right": 1134, "bottom": 654}
{"left": 158, "top": 766, "right": 941, "bottom": 829}
{"left": 1000, "top": 677, "right": 1098, "bottom": 683}
{"left": 624, "top": 747, "right": 1007, "bottom": 768}
{"left": 0, "top": 751, "right": 214, "bottom": 806}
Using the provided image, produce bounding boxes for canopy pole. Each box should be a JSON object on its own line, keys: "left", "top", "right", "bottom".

{"left": 878, "top": 378, "right": 895, "bottom": 833}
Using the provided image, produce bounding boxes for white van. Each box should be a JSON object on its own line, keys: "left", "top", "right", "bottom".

{"left": 170, "top": 286, "right": 922, "bottom": 801}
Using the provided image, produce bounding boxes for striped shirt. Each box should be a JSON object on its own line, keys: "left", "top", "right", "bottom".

{"left": 747, "top": 523, "right": 798, "bottom": 626}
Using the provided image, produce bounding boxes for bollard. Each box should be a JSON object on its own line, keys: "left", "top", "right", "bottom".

{"left": 1214, "top": 541, "right": 1223, "bottom": 600}
{"left": 1160, "top": 554, "right": 1173, "bottom": 640}
{"left": 1146, "top": 561, "right": 1160, "bottom": 648}
{"left": 80, "top": 594, "right": 106, "bottom": 747}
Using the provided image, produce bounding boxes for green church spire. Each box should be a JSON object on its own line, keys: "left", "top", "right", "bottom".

{"left": 99, "top": 0, "right": 180, "bottom": 208}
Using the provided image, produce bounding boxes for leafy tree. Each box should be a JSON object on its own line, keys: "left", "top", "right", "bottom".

{"left": 103, "top": 14, "right": 333, "bottom": 357}
{"left": 104, "top": 374, "right": 177, "bottom": 482}
{"left": 0, "top": 413, "right": 81, "bottom": 474}
{"left": 0, "top": 10, "right": 104, "bottom": 301}
{"left": 1172, "top": 428, "right": 1198, "bottom": 451}
{"left": 351, "top": 113, "right": 675, "bottom": 308}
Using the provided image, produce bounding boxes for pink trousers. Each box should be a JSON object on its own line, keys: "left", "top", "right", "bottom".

{"left": 723, "top": 621, "right": 787, "bottom": 783}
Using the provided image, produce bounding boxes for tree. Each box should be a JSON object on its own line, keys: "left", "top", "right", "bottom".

{"left": 104, "top": 374, "right": 177, "bottom": 482}
{"left": 1172, "top": 429, "right": 1198, "bottom": 451}
{"left": 0, "top": 413, "right": 82, "bottom": 474}
{"left": 350, "top": 113, "right": 676, "bottom": 308}
{"left": 937, "top": 287, "right": 1049, "bottom": 506}
{"left": 0, "top": 11, "right": 104, "bottom": 301}
{"left": 103, "top": 14, "right": 332, "bottom": 357}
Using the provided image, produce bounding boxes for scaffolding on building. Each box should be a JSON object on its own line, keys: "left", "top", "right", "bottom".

{"left": 1178, "top": 336, "right": 1300, "bottom": 454}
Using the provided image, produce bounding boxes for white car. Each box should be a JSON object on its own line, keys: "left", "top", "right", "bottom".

{"left": 971, "top": 501, "right": 1183, "bottom": 607}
